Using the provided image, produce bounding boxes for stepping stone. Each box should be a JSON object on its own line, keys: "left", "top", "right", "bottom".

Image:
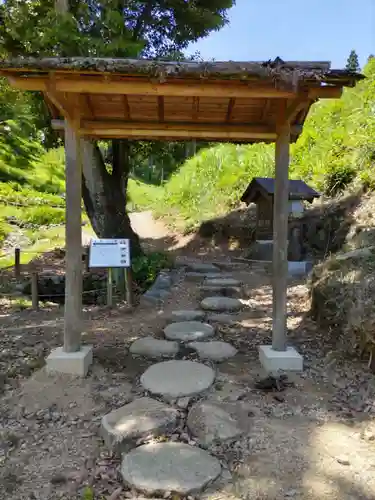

{"left": 187, "top": 262, "right": 220, "bottom": 273}
{"left": 186, "top": 272, "right": 232, "bottom": 282}
{"left": 141, "top": 360, "right": 215, "bottom": 398}
{"left": 188, "top": 341, "right": 237, "bottom": 362}
{"left": 201, "top": 297, "right": 242, "bottom": 312}
{"left": 204, "top": 278, "right": 241, "bottom": 287}
{"left": 101, "top": 397, "right": 179, "bottom": 453}
{"left": 164, "top": 321, "right": 214, "bottom": 342}
{"left": 168, "top": 310, "right": 205, "bottom": 322}
{"left": 207, "top": 313, "right": 238, "bottom": 325}
{"left": 187, "top": 402, "right": 246, "bottom": 447}
{"left": 121, "top": 442, "right": 221, "bottom": 495}
{"left": 200, "top": 285, "right": 242, "bottom": 299}
{"left": 130, "top": 337, "right": 179, "bottom": 359}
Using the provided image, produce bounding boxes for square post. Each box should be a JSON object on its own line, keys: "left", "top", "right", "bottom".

{"left": 46, "top": 122, "right": 93, "bottom": 376}
{"left": 272, "top": 121, "right": 290, "bottom": 352}
{"left": 63, "top": 123, "right": 83, "bottom": 353}
{"left": 259, "top": 101, "right": 303, "bottom": 373}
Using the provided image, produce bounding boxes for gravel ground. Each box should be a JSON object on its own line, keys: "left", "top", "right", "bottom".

{"left": 1, "top": 259, "right": 375, "bottom": 500}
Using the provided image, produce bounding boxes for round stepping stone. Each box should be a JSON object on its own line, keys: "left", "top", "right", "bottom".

{"left": 164, "top": 321, "right": 214, "bottom": 342}
{"left": 169, "top": 310, "right": 205, "bottom": 322}
{"left": 200, "top": 285, "right": 242, "bottom": 299}
{"left": 121, "top": 442, "right": 221, "bottom": 495}
{"left": 204, "top": 278, "right": 241, "bottom": 287}
{"left": 141, "top": 360, "right": 215, "bottom": 398}
{"left": 201, "top": 296, "right": 242, "bottom": 312}
{"left": 187, "top": 262, "right": 220, "bottom": 273}
{"left": 188, "top": 341, "right": 237, "bottom": 362}
{"left": 101, "top": 397, "right": 179, "bottom": 453}
{"left": 207, "top": 313, "right": 238, "bottom": 325}
{"left": 130, "top": 337, "right": 179, "bottom": 359}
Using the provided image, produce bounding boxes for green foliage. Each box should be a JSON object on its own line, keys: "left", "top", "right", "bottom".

{"left": 153, "top": 142, "right": 274, "bottom": 230}
{"left": 20, "top": 206, "right": 65, "bottom": 226}
{"left": 132, "top": 251, "right": 172, "bottom": 291}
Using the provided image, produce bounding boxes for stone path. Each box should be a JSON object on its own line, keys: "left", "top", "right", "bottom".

{"left": 100, "top": 259, "right": 244, "bottom": 496}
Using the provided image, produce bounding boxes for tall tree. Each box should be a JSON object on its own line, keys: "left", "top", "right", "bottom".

{"left": 0, "top": 0, "right": 235, "bottom": 255}
{"left": 346, "top": 49, "right": 360, "bottom": 72}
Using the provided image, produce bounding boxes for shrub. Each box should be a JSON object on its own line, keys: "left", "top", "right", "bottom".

{"left": 21, "top": 206, "right": 65, "bottom": 226}
{"left": 132, "top": 251, "right": 172, "bottom": 292}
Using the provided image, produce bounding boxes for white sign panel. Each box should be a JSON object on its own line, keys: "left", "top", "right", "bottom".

{"left": 89, "top": 238, "right": 130, "bottom": 268}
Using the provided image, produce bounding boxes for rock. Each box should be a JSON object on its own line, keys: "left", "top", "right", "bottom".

{"left": 130, "top": 337, "right": 179, "bottom": 359}
{"left": 187, "top": 402, "right": 245, "bottom": 447}
{"left": 140, "top": 360, "right": 215, "bottom": 398}
{"left": 176, "top": 397, "right": 191, "bottom": 409}
{"left": 121, "top": 442, "right": 221, "bottom": 495}
{"left": 186, "top": 272, "right": 231, "bottom": 282}
{"left": 188, "top": 341, "right": 237, "bottom": 362}
{"left": 168, "top": 310, "right": 206, "bottom": 322}
{"left": 201, "top": 297, "right": 242, "bottom": 312}
{"left": 336, "top": 246, "right": 375, "bottom": 261}
{"left": 336, "top": 456, "right": 350, "bottom": 466}
{"left": 100, "top": 397, "right": 179, "bottom": 453}
{"left": 204, "top": 278, "right": 241, "bottom": 288}
{"left": 207, "top": 313, "right": 238, "bottom": 325}
{"left": 187, "top": 263, "right": 220, "bottom": 273}
{"left": 199, "top": 285, "right": 242, "bottom": 299}
{"left": 164, "top": 321, "right": 215, "bottom": 342}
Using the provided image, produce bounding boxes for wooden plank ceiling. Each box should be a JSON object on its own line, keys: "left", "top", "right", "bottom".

{"left": 0, "top": 58, "right": 362, "bottom": 143}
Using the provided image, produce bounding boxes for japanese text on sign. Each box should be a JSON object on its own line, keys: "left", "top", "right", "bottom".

{"left": 89, "top": 239, "right": 130, "bottom": 268}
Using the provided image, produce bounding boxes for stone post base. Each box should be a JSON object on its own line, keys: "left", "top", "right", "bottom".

{"left": 46, "top": 345, "right": 93, "bottom": 376}
{"left": 259, "top": 345, "right": 303, "bottom": 373}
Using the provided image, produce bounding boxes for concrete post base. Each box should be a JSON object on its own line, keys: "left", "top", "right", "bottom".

{"left": 259, "top": 345, "right": 303, "bottom": 373}
{"left": 46, "top": 345, "right": 93, "bottom": 376}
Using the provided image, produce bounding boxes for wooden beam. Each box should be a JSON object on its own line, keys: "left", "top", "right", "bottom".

{"left": 9, "top": 76, "right": 299, "bottom": 99}
{"left": 63, "top": 122, "right": 83, "bottom": 353}
{"left": 272, "top": 101, "right": 290, "bottom": 352}
{"left": 123, "top": 95, "right": 131, "bottom": 120}
{"left": 308, "top": 86, "right": 342, "bottom": 99}
{"left": 226, "top": 98, "right": 235, "bottom": 122}
{"left": 80, "top": 120, "right": 277, "bottom": 141}
{"left": 158, "top": 96, "right": 164, "bottom": 122}
{"left": 285, "top": 98, "right": 310, "bottom": 124}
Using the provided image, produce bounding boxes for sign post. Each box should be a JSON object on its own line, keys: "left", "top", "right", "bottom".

{"left": 89, "top": 239, "right": 132, "bottom": 306}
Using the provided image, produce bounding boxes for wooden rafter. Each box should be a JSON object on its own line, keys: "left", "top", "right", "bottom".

{"left": 261, "top": 99, "right": 272, "bottom": 122}
{"left": 158, "top": 96, "right": 165, "bottom": 122}
{"left": 123, "top": 95, "right": 130, "bottom": 120}
{"left": 192, "top": 97, "right": 200, "bottom": 121}
{"left": 226, "top": 98, "right": 235, "bottom": 122}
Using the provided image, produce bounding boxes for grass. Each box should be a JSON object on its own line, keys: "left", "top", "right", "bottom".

{"left": 0, "top": 226, "right": 66, "bottom": 268}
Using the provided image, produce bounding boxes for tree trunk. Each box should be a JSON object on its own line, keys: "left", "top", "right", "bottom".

{"left": 81, "top": 138, "right": 142, "bottom": 257}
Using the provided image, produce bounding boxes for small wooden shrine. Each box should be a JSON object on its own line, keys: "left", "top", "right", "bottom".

{"left": 241, "top": 177, "right": 320, "bottom": 240}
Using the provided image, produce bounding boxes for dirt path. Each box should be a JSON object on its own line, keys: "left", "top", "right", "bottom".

{"left": 1, "top": 232, "right": 375, "bottom": 499}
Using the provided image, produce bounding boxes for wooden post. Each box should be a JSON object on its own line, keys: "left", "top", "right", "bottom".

{"left": 125, "top": 267, "right": 134, "bottom": 306}
{"left": 63, "top": 123, "right": 83, "bottom": 353}
{"left": 31, "top": 272, "right": 39, "bottom": 310}
{"left": 272, "top": 104, "right": 290, "bottom": 352}
{"left": 14, "top": 248, "right": 20, "bottom": 279}
{"left": 107, "top": 268, "right": 113, "bottom": 307}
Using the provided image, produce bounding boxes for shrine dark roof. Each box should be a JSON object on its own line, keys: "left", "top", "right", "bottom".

{"left": 241, "top": 177, "right": 320, "bottom": 204}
